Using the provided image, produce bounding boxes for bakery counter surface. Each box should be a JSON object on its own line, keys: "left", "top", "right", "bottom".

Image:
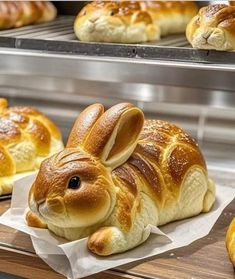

{"left": 0, "top": 190, "right": 234, "bottom": 279}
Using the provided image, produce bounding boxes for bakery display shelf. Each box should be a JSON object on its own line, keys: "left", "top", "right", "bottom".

{"left": 0, "top": 194, "right": 11, "bottom": 201}
{"left": 1, "top": 48, "right": 235, "bottom": 94}
{"left": 0, "top": 168, "right": 234, "bottom": 279}
{"left": 0, "top": 16, "right": 235, "bottom": 93}
{"left": 0, "top": 16, "right": 235, "bottom": 65}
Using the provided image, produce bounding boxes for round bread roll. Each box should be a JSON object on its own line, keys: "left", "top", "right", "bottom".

{"left": 226, "top": 218, "right": 235, "bottom": 266}
{"left": 186, "top": 4, "right": 235, "bottom": 51}
{"left": 74, "top": 1, "right": 198, "bottom": 43}
{"left": 26, "top": 103, "right": 215, "bottom": 256}
{"left": 0, "top": 98, "right": 63, "bottom": 196}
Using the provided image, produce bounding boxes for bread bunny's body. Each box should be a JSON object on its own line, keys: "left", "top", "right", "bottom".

{"left": 0, "top": 98, "right": 63, "bottom": 196}
{"left": 27, "top": 103, "right": 215, "bottom": 256}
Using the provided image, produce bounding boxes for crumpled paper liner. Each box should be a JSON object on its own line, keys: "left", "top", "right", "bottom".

{"left": 0, "top": 170, "right": 234, "bottom": 279}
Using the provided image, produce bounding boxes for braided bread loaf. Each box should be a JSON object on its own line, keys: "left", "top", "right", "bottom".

{"left": 186, "top": 4, "right": 235, "bottom": 51}
{"left": 0, "top": 98, "right": 63, "bottom": 196}
{"left": 226, "top": 218, "right": 235, "bottom": 266}
{"left": 26, "top": 103, "right": 215, "bottom": 256}
{"left": 74, "top": 1, "right": 198, "bottom": 43}
{"left": 0, "top": 1, "right": 57, "bottom": 30}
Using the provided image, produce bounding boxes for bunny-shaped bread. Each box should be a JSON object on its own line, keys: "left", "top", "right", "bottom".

{"left": 186, "top": 4, "right": 235, "bottom": 51}
{"left": 226, "top": 218, "right": 235, "bottom": 266}
{"left": 0, "top": 98, "right": 63, "bottom": 196}
{"left": 74, "top": 1, "right": 198, "bottom": 43}
{"left": 26, "top": 103, "right": 215, "bottom": 256}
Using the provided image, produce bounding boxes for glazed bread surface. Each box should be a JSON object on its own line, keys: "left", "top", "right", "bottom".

{"left": 226, "top": 218, "right": 235, "bottom": 266}
{"left": 74, "top": 1, "right": 198, "bottom": 43}
{"left": 26, "top": 103, "right": 215, "bottom": 256}
{"left": 0, "top": 1, "right": 57, "bottom": 30}
{"left": 0, "top": 98, "right": 63, "bottom": 195}
{"left": 186, "top": 4, "right": 235, "bottom": 51}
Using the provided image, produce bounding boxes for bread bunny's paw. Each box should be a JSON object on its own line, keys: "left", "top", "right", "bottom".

{"left": 88, "top": 226, "right": 126, "bottom": 256}
{"left": 26, "top": 210, "right": 47, "bottom": 229}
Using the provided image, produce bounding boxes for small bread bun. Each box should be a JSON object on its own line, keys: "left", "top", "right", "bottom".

{"left": 226, "top": 218, "right": 235, "bottom": 266}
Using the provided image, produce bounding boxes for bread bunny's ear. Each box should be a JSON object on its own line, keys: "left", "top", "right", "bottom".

{"left": 84, "top": 103, "right": 144, "bottom": 169}
{"left": 66, "top": 104, "right": 104, "bottom": 148}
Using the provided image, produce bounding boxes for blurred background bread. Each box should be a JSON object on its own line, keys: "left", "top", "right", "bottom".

{"left": 0, "top": 98, "right": 63, "bottom": 196}
{"left": 0, "top": 1, "right": 57, "bottom": 30}
{"left": 74, "top": 1, "right": 199, "bottom": 43}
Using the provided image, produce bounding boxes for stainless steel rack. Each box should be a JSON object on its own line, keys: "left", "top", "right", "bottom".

{"left": 0, "top": 16, "right": 235, "bottom": 64}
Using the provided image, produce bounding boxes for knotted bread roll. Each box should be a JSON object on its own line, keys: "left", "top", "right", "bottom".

{"left": 0, "top": 1, "right": 57, "bottom": 30}
{"left": 74, "top": 1, "right": 198, "bottom": 43}
{"left": 186, "top": 4, "right": 235, "bottom": 51}
{"left": 26, "top": 103, "right": 215, "bottom": 256}
{"left": 0, "top": 98, "right": 63, "bottom": 195}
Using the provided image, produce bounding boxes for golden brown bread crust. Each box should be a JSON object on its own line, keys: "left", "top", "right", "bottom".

{"left": 0, "top": 117, "right": 21, "bottom": 146}
{"left": 0, "top": 1, "right": 57, "bottom": 30}
{"left": 0, "top": 98, "right": 63, "bottom": 194}
{"left": 74, "top": 1, "right": 198, "bottom": 43}
{"left": 186, "top": 4, "right": 235, "bottom": 51}
{"left": 226, "top": 217, "right": 235, "bottom": 266}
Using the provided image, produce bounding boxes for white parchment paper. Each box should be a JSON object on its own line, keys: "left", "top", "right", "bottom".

{"left": 0, "top": 171, "right": 234, "bottom": 279}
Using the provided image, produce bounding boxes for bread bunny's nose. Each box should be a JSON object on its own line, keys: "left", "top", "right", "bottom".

{"left": 33, "top": 180, "right": 49, "bottom": 205}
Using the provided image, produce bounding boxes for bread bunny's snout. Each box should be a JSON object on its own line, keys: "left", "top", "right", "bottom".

{"left": 28, "top": 148, "right": 116, "bottom": 228}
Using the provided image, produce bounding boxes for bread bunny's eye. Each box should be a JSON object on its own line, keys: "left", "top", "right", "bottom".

{"left": 68, "top": 176, "right": 81, "bottom": 190}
